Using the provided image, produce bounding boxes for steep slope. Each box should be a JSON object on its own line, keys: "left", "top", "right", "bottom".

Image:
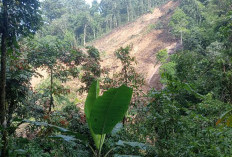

{"left": 31, "top": 1, "right": 180, "bottom": 90}
{"left": 92, "top": 1, "right": 179, "bottom": 89}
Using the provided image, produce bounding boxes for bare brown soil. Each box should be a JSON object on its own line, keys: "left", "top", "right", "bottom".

{"left": 31, "top": 68, "right": 48, "bottom": 88}
{"left": 91, "top": 1, "right": 179, "bottom": 89}
{"left": 31, "top": 1, "right": 180, "bottom": 91}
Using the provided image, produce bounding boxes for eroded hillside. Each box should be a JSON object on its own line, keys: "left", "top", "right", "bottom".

{"left": 31, "top": 1, "right": 180, "bottom": 90}
{"left": 92, "top": 1, "right": 179, "bottom": 89}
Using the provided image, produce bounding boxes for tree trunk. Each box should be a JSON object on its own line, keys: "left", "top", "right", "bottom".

{"left": 110, "top": 18, "right": 112, "bottom": 30}
{"left": 148, "top": 0, "right": 151, "bottom": 11}
{"left": 83, "top": 24, "right": 87, "bottom": 46}
{"left": 0, "top": 1, "right": 7, "bottom": 126}
{"left": 49, "top": 68, "right": 54, "bottom": 113}
{"left": 122, "top": 65, "right": 128, "bottom": 126}
{"left": 127, "top": 5, "right": 130, "bottom": 22}
{"left": 140, "top": 1, "right": 144, "bottom": 15}
{"left": 93, "top": 28, "right": 96, "bottom": 39}
{"left": 128, "top": 0, "right": 134, "bottom": 21}
{"left": 1, "top": 0, "right": 9, "bottom": 156}
{"left": 180, "top": 30, "right": 183, "bottom": 45}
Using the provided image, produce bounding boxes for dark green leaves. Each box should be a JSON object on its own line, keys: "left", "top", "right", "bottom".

{"left": 23, "top": 120, "right": 87, "bottom": 142}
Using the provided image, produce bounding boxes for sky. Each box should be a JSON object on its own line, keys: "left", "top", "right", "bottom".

{"left": 85, "top": 0, "right": 101, "bottom": 5}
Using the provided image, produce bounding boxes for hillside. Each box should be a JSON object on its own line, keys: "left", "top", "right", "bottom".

{"left": 92, "top": 1, "right": 180, "bottom": 89}
{"left": 31, "top": 1, "right": 180, "bottom": 90}
{"left": 4, "top": 0, "right": 232, "bottom": 156}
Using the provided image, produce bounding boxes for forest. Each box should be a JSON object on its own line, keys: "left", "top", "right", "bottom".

{"left": 0, "top": 0, "right": 232, "bottom": 156}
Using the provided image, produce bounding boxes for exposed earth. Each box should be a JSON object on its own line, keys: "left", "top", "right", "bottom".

{"left": 31, "top": 1, "right": 180, "bottom": 90}
{"left": 92, "top": 1, "right": 179, "bottom": 89}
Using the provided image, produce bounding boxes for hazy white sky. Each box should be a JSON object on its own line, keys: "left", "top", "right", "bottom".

{"left": 85, "top": 0, "right": 101, "bottom": 5}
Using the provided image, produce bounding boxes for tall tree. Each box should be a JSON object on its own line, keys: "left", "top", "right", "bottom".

{"left": 0, "top": 0, "right": 41, "bottom": 155}
{"left": 169, "top": 8, "right": 189, "bottom": 45}
{"left": 0, "top": 5, "right": 8, "bottom": 156}
{"left": 42, "top": 0, "right": 65, "bottom": 22}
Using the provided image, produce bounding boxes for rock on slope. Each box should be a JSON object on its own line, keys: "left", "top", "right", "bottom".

{"left": 92, "top": 1, "right": 179, "bottom": 90}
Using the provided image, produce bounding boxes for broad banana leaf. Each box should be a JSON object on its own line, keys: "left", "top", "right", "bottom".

{"left": 90, "top": 85, "right": 133, "bottom": 134}
{"left": 85, "top": 80, "right": 100, "bottom": 120}
{"left": 85, "top": 80, "right": 104, "bottom": 150}
{"left": 85, "top": 81, "right": 133, "bottom": 149}
{"left": 90, "top": 126, "right": 106, "bottom": 150}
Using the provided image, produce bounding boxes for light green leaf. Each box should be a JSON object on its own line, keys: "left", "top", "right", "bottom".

{"left": 85, "top": 82, "right": 133, "bottom": 150}
{"left": 85, "top": 80, "right": 99, "bottom": 120}
{"left": 90, "top": 127, "right": 105, "bottom": 150}
{"left": 90, "top": 85, "right": 133, "bottom": 134}
{"left": 84, "top": 81, "right": 104, "bottom": 150}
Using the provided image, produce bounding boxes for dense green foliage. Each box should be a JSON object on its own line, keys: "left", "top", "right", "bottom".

{"left": 142, "top": 0, "right": 232, "bottom": 156}
{"left": 39, "top": 0, "right": 171, "bottom": 46}
{"left": 0, "top": 0, "right": 232, "bottom": 156}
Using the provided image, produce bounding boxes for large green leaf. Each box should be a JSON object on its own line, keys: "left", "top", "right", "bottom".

{"left": 85, "top": 80, "right": 99, "bottom": 120}
{"left": 90, "top": 85, "right": 133, "bottom": 134}
{"left": 84, "top": 80, "right": 104, "bottom": 150}
{"left": 90, "top": 127, "right": 105, "bottom": 150}
{"left": 84, "top": 82, "right": 133, "bottom": 150}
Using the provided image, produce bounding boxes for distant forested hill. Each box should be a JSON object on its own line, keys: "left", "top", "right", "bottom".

{"left": 39, "top": 0, "right": 171, "bottom": 46}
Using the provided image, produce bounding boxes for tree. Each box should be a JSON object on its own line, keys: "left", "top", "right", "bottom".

{"left": 29, "top": 42, "right": 59, "bottom": 113}
{"left": 27, "top": 38, "right": 85, "bottom": 113}
{"left": 38, "top": 0, "right": 172, "bottom": 46}
{"left": 80, "top": 46, "right": 101, "bottom": 92}
{"left": 102, "top": 46, "right": 145, "bottom": 126}
{"left": 126, "top": 0, "right": 133, "bottom": 22}
{"left": 90, "top": 0, "right": 100, "bottom": 16}
{"left": 181, "top": 0, "right": 204, "bottom": 24}
{"left": 169, "top": 8, "right": 189, "bottom": 45}
{"left": 0, "top": 0, "right": 41, "bottom": 155}
{"left": 41, "top": 0, "right": 66, "bottom": 22}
